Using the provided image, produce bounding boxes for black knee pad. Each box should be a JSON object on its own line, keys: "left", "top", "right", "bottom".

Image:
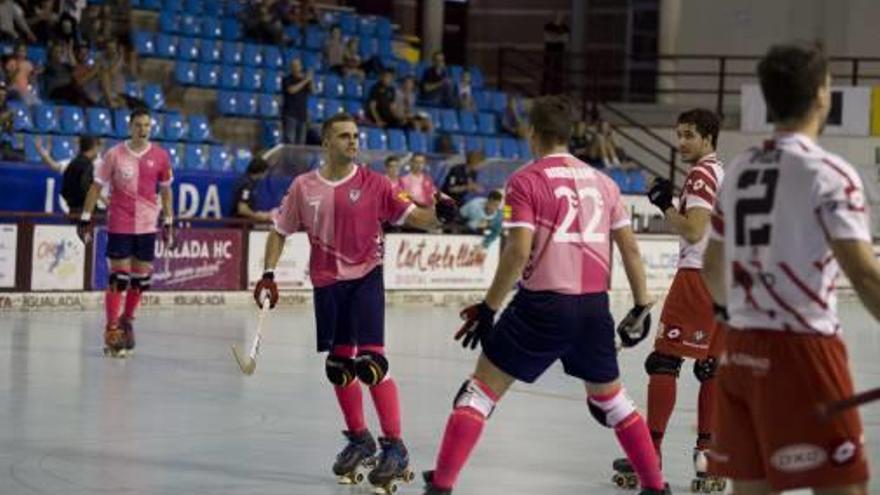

{"left": 131, "top": 274, "right": 152, "bottom": 292}
{"left": 109, "top": 272, "right": 130, "bottom": 292}
{"left": 693, "top": 357, "right": 717, "bottom": 382}
{"left": 326, "top": 354, "right": 356, "bottom": 386}
{"left": 644, "top": 351, "right": 684, "bottom": 377}
{"left": 354, "top": 351, "right": 389, "bottom": 386}
{"left": 587, "top": 400, "right": 611, "bottom": 428}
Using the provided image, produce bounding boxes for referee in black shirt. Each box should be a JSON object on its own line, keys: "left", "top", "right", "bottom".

{"left": 229, "top": 155, "right": 272, "bottom": 221}
{"left": 36, "top": 135, "right": 101, "bottom": 215}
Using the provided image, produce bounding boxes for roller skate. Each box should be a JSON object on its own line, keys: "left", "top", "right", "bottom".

{"left": 103, "top": 322, "right": 127, "bottom": 358}
{"left": 333, "top": 430, "right": 377, "bottom": 485}
{"left": 640, "top": 483, "right": 672, "bottom": 495}
{"left": 368, "top": 437, "right": 415, "bottom": 494}
{"left": 611, "top": 457, "right": 639, "bottom": 489}
{"left": 421, "top": 471, "right": 452, "bottom": 494}
{"left": 119, "top": 316, "right": 135, "bottom": 354}
{"left": 690, "top": 449, "right": 726, "bottom": 493}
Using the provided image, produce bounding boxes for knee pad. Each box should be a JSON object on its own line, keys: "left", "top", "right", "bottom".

{"left": 587, "top": 388, "right": 636, "bottom": 428}
{"left": 131, "top": 273, "right": 152, "bottom": 292}
{"left": 453, "top": 378, "right": 497, "bottom": 419}
{"left": 325, "top": 354, "right": 356, "bottom": 386}
{"left": 109, "top": 272, "right": 130, "bottom": 292}
{"left": 644, "top": 351, "right": 684, "bottom": 377}
{"left": 354, "top": 351, "right": 389, "bottom": 386}
{"left": 693, "top": 357, "right": 717, "bottom": 382}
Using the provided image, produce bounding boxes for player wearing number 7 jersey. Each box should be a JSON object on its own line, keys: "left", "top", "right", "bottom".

{"left": 703, "top": 43, "right": 876, "bottom": 494}
{"left": 422, "top": 96, "right": 669, "bottom": 495}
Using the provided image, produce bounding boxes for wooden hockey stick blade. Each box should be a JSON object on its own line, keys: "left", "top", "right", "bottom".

{"left": 818, "top": 387, "right": 880, "bottom": 419}
{"left": 231, "top": 344, "right": 257, "bottom": 375}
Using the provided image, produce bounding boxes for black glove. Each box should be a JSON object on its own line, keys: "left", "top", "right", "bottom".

{"left": 713, "top": 303, "right": 729, "bottom": 323}
{"left": 454, "top": 301, "right": 496, "bottom": 350}
{"left": 434, "top": 192, "right": 458, "bottom": 224}
{"left": 647, "top": 178, "right": 674, "bottom": 213}
{"left": 616, "top": 303, "right": 653, "bottom": 348}
{"left": 254, "top": 271, "right": 279, "bottom": 309}
{"left": 76, "top": 218, "right": 93, "bottom": 244}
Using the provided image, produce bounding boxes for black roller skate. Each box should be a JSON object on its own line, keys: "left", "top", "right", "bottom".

{"left": 120, "top": 316, "right": 135, "bottom": 354}
{"left": 103, "top": 322, "right": 127, "bottom": 358}
{"left": 368, "top": 437, "right": 415, "bottom": 494}
{"left": 421, "top": 470, "right": 451, "bottom": 494}
{"left": 611, "top": 457, "right": 639, "bottom": 489}
{"left": 690, "top": 449, "right": 726, "bottom": 493}
{"left": 640, "top": 483, "right": 672, "bottom": 495}
{"left": 333, "top": 430, "right": 377, "bottom": 485}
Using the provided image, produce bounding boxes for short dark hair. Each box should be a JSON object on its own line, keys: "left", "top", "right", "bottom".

{"left": 487, "top": 190, "right": 503, "bottom": 202}
{"left": 677, "top": 108, "right": 720, "bottom": 148}
{"left": 758, "top": 43, "right": 829, "bottom": 123}
{"left": 246, "top": 155, "right": 269, "bottom": 175}
{"left": 384, "top": 155, "right": 399, "bottom": 166}
{"left": 79, "top": 135, "right": 99, "bottom": 153}
{"left": 129, "top": 107, "right": 151, "bottom": 122}
{"left": 528, "top": 96, "right": 573, "bottom": 147}
{"left": 321, "top": 112, "right": 357, "bottom": 140}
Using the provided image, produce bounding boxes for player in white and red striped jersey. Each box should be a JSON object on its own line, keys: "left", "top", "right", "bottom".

{"left": 422, "top": 96, "right": 669, "bottom": 495}
{"left": 703, "top": 43, "right": 878, "bottom": 494}
{"left": 616, "top": 109, "right": 727, "bottom": 491}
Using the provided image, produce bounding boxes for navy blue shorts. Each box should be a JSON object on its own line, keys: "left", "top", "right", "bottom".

{"left": 313, "top": 267, "right": 385, "bottom": 353}
{"left": 482, "top": 289, "right": 620, "bottom": 384}
{"left": 106, "top": 233, "right": 157, "bottom": 262}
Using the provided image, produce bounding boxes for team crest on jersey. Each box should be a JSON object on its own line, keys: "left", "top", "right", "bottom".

{"left": 693, "top": 330, "right": 705, "bottom": 342}
{"left": 349, "top": 189, "right": 362, "bottom": 203}
{"left": 120, "top": 167, "right": 134, "bottom": 180}
{"left": 146, "top": 159, "right": 155, "bottom": 168}
{"left": 692, "top": 178, "right": 705, "bottom": 191}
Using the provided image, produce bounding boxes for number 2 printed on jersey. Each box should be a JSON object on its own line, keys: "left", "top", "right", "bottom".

{"left": 553, "top": 186, "right": 606, "bottom": 244}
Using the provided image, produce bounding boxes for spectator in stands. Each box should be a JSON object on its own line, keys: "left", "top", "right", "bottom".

{"left": 442, "top": 150, "right": 484, "bottom": 205}
{"left": 296, "top": 0, "right": 320, "bottom": 27}
{"left": 384, "top": 155, "right": 401, "bottom": 185}
{"left": 72, "top": 42, "right": 100, "bottom": 105}
{"left": 570, "top": 120, "right": 596, "bottom": 163}
{"left": 396, "top": 76, "right": 431, "bottom": 133}
{"left": 98, "top": 37, "right": 135, "bottom": 109}
{"left": 27, "top": 0, "right": 59, "bottom": 44}
{"left": 4, "top": 42, "right": 40, "bottom": 106}
{"left": 274, "top": 0, "right": 298, "bottom": 26}
{"left": 342, "top": 37, "right": 365, "bottom": 80}
{"left": 56, "top": 0, "right": 86, "bottom": 45}
{"left": 43, "top": 41, "right": 88, "bottom": 106}
{"left": 366, "top": 68, "right": 406, "bottom": 129}
{"left": 35, "top": 134, "right": 101, "bottom": 214}
{"left": 281, "top": 58, "right": 314, "bottom": 145}
{"left": 592, "top": 119, "right": 622, "bottom": 167}
{"left": 0, "top": 81, "right": 23, "bottom": 162}
{"left": 456, "top": 70, "right": 476, "bottom": 112}
{"left": 459, "top": 190, "right": 503, "bottom": 247}
{"left": 501, "top": 95, "right": 525, "bottom": 138}
{"left": 0, "top": 0, "right": 36, "bottom": 43}
{"left": 230, "top": 155, "right": 273, "bottom": 222}
{"left": 542, "top": 12, "right": 569, "bottom": 95}
{"left": 242, "top": 0, "right": 288, "bottom": 46}
{"left": 324, "top": 25, "right": 345, "bottom": 74}
{"left": 399, "top": 153, "right": 436, "bottom": 207}
{"left": 420, "top": 51, "right": 455, "bottom": 107}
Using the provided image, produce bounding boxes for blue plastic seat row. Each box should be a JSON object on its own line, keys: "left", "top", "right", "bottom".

{"left": 607, "top": 168, "right": 649, "bottom": 194}
{"left": 217, "top": 91, "right": 280, "bottom": 118}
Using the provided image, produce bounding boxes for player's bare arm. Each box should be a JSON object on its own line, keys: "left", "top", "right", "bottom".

{"left": 832, "top": 239, "right": 880, "bottom": 321}
{"left": 611, "top": 226, "right": 651, "bottom": 306}
{"left": 160, "top": 184, "right": 173, "bottom": 221}
{"left": 263, "top": 229, "right": 286, "bottom": 272}
{"left": 662, "top": 206, "right": 710, "bottom": 244}
{"left": 484, "top": 227, "right": 532, "bottom": 310}
{"left": 701, "top": 238, "right": 725, "bottom": 307}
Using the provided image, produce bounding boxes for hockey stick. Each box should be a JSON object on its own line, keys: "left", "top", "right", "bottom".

{"left": 231, "top": 299, "right": 270, "bottom": 376}
{"left": 818, "top": 387, "right": 880, "bottom": 419}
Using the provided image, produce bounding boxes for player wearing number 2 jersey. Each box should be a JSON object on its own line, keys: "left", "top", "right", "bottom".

{"left": 421, "top": 96, "right": 669, "bottom": 495}
{"left": 703, "top": 43, "right": 878, "bottom": 494}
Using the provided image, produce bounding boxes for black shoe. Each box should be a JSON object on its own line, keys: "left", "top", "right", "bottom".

{"left": 639, "top": 483, "right": 672, "bottom": 495}
{"left": 332, "top": 430, "right": 376, "bottom": 476}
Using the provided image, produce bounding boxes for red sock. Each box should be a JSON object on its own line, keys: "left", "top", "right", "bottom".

{"left": 615, "top": 411, "right": 666, "bottom": 490}
{"left": 105, "top": 289, "right": 123, "bottom": 326}
{"left": 331, "top": 345, "right": 366, "bottom": 433}
{"left": 647, "top": 374, "right": 677, "bottom": 453}
{"left": 696, "top": 378, "right": 716, "bottom": 450}
{"left": 123, "top": 288, "right": 142, "bottom": 319}
{"left": 432, "top": 378, "right": 498, "bottom": 490}
{"left": 369, "top": 377, "right": 401, "bottom": 439}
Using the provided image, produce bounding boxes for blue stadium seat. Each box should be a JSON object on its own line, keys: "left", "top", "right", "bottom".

{"left": 188, "top": 115, "right": 213, "bottom": 141}
{"left": 377, "top": 38, "right": 392, "bottom": 59}
{"left": 376, "top": 17, "right": 392, "bottom": 38}
{"left": 366, "top": 128, "right": 387, "bottom": 150}
{"left": 183, "top": 0, "right": 203, "bottom": 15}
{"left": 471, "top": 67, "right": 485, "bottom": 88}
{"left": 196, "top": 63, "right": 220, "bottom": 87}
{"left": 483, "top": 137, "right": 501, "bottom": 158}
{"left": 307, "top": 96, "right": 321, "bottom": 121}
{"left": 283, "top": 25, "right": 302, "bottom": 45}
{"left": 474, "top": 90, "right": 491, "bottom": 111}
{"left": 239, "top": 92, "right": 258, "bottom": 116}
{"left": 225, "top": 0, "right": 243, "bottom": 16}
{"left": 163, "top": 112, "right": 186, "bottom": 141}
{"left": 165, "top": 143, "right": 182, "bottom": 169}
{"left": 143, "top": 84, "right": 165, "bottom": 110}
{"left": 221, "top": 42, "right": 243, "bottom": 65}
{"left": 301, "top": 50, "right": 322, "bottom": 72}
{"left": 232, "top": 147, "right": 253, "bottom": 173}
{"left": 358, "top": 17, "right": 377, "bottom": 37}
{"left": 358, "top": 37, "right": 378, "bottom": 59}
{"left": 439, "top": 109, "right": 460, "bottom": 132}
{"left": 343, "top": 77, "right": 363, "bottom": 99}
{"left": 241, "top": 66, "right": 263, "bottom": 91}
{"left": 161, "top": 0, "right": 182, "bottom": 13}
{"left": 263, "top": 46, "right": 283, "bottom": 69}
{"left": 387, "top": 128, "right": 406, "bottom": 152}
{"left": 518, "top": 139, "right": 531, "bottom": 159}
{"left": 343, "top": 99, "right": 363, "bottom": 119}
{"left": 477, "top": 112, "right": 497, "bottom": 135}
{"left": 500, "top": 137, "right": 519, "bottom": 159}
{"left": 177, "top": 36, "right": 200, "bottom": 60}
{"left": 203, "top": 0, "right": 221, "bottom": 15}
{"left": 304, "top": 25, "right": 326, "bottom": 50}
{"left": 221, "top": 18, "right": 242, "bottom": 40}
{"left": 628, "top": 170, "right": 647, "bottom": 193}
{"left": 113, "top": 108, "right": 131, "bottom": 138}
{"left": 396, "top": 59, "right": 415, "bottom": 77}
{"left": 19, "top": 134, "right": 40, "bottom": 162}
{"left": 323, "top": 98, "right": 343, "bottom": 118}
{"left": 339, "top": 13, "right": 357, "bottom": 34}
{"left": 492, "top": 91, "right": 508, "bottom": 113}
{"left": 209, "top": 145, "right": 233, "bottom": 172}
{"left": 258, "top": 94, "right": 279, "bottom": 118}
{"left": 59, "top": 106, "right": 84, "bottom": 134}
{"left": 8, "top": 102, "right": 32, "bottom": 132}
{"left": 180, "top": 15, "right": 201, "bottom": 36}
{"left": 459, "top": 111, "right": 477, "bottom": 134}
{"left": 201, "top": 17, "right": 221, "bottom": 39}
{"left": 32, "top": 105, "right": 58, "bottom": 133}
{"left": 174, "top": 62, "right": 197, "bottom": 85}
{"left": 155, "top": 34, "right": 178, "bottom": 58}
{"left": 242, "top": 43, "right": 264, "bottom": 67}
{"left": 142, "top": 0, "right": 160, "bottom": 9}
{"left": 608, "top": 168, "right": 627, "bottom": 191}
{"left": 447, "top": 134, "right": 466, "bottom": 154}
{"left": 133, "top": 31, "right": 155, "bottom": 56}
{"left": 51, "top": 135, "right": 76, "bottom": 161}
{"left": 149, "top": 114, "right": 164, "bottom": 140}
{"left": 159, "top": 12, "right": 180, "bottom": 33}
{"left": 449, "top": 65, "right": 463, "bottom": 83}
{"left": 199, "top": 40, "right": 221, "bottom": 63}
{"left": 264, "top": 70, "right": 282, "bottom": 93}
{"left": 124, "top": 81, "right": 141, "bottom": 99}
{"left": 184, "top": 144, "right": 208, "bottom": 170}
{"left": 322, "top": 74, "right": 344, "bottom": 98}
{"left": 407, "top": 130, "right": 428, "bottom": 154}
{"left": 283, "top": 47, "right": 301, "bottom": 65}
{"left": 220, "top": 65, "right": 241, "bottom": 89}
{"left": 86, "top": 107, "right": 113, "bottom": 136}
{"left": 261, "top": 120, "right": 281, "bottom": 148}
{"left": 465, "top": 135, "right": 482, "bottom": 153}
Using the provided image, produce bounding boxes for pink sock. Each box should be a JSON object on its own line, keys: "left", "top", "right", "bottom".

{"left": 615, "top": 412, "right": 665, "bottom": 490}
{"left": 105, "top": 289, "right": 122, "bottom": 326}
{"left": 123, "top": 288, "right": 142, "bottom": 319}
{"left": 369, "top": 377, "right": 401, "bottom": 439}
{"left": 432, "top": 378, "right": 498, "bottom": 490}
{"left": 331, "top": 345, "right": 366, "bottom": 433}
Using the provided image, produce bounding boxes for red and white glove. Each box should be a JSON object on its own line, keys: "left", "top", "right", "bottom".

{"left": 254, "top": 271, "right": 279, "bottom": 309}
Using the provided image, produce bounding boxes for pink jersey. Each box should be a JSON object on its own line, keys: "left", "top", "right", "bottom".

{"left": 503, "top": 153, "right": 630, "bottom": 295}
{"left": 398, "top": 172, "right": 435, "bottom": 207}
{"left": 677, "top": 153, "right": 724, "bottom": 269}
{"left": 273, "top": 165, "right": 415, "bottom": 287}
{"left": 94, "top": 142, "right": 172, "bottom": 234}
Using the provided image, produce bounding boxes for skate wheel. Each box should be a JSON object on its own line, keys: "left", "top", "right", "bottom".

{"left": 612, "top": 474, "right": 625, "bottom": 488}
{"left": 691, "top": 479, "right": 702, "bottom": 493}
{"left": 354, "top": 472, "right": 364, "bottom": 484}
{"left": 403, "top": 469, "right": 415, "bottom": 483}
{"left": 388, "top": 483, "right": 398, "bottom": 494}
{"left": 626, "top": 477, "right": 638, "bottom": 489}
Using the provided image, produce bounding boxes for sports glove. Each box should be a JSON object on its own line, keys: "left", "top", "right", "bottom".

{"left": 454, "top": 301, "right": 496, "bottom": 350}
{"left": 254, "top": 271, "right": 279, "bottom": 309}
{"left": 616, "top": 303, "right": 653, "bottom": 348}
{"left": 647, "top": 178, "right": 674, "bottom": 213}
